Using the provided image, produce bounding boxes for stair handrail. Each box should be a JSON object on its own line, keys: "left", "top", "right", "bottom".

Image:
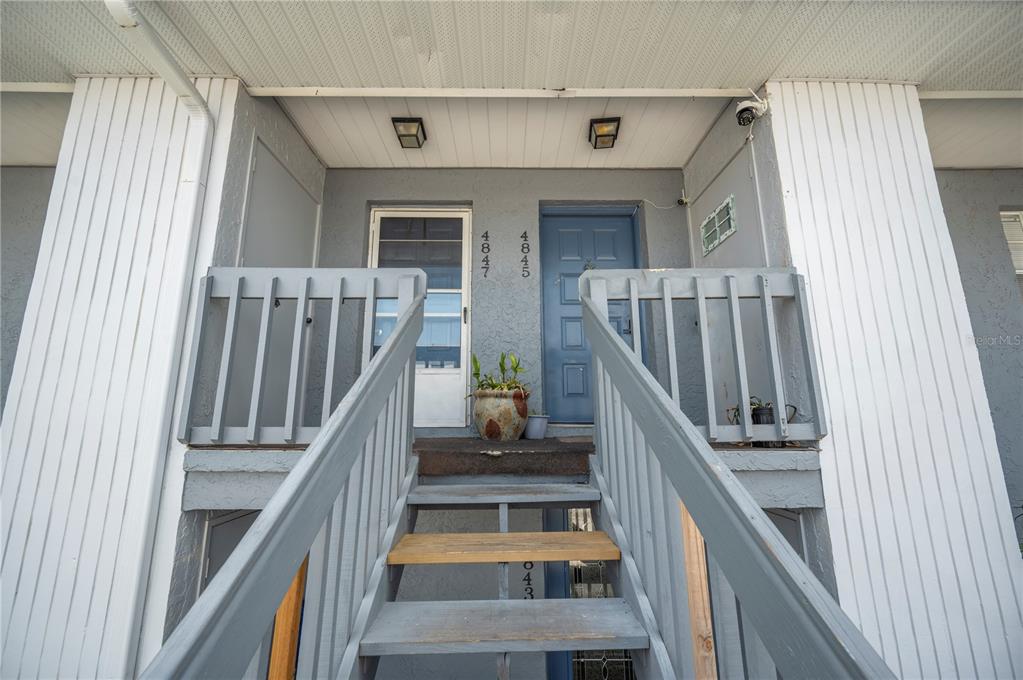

{"left": 581, "top": 269, "right": 894, "bottom": 680}
{"left": 142, "top": 273, "right": 426, "bottom": 679}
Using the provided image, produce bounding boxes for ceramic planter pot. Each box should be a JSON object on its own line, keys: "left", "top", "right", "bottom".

{"left": 473, "top": 389, "right": 529, "bottom": 441}
{"left": 523, "top": 415, "right": 549, "bottom": 440}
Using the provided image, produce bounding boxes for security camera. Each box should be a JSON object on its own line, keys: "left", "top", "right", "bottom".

{"left": 736, "top": 93, "right": 768, "bottom": 126}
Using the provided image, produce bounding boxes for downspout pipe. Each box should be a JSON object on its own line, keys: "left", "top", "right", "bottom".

{"left": 103, "top": 1, "right": 215, "bottom": 675}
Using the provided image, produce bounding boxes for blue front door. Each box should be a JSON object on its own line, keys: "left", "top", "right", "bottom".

{"left": 540, "top": 210, "right": 637, "bottom": 423}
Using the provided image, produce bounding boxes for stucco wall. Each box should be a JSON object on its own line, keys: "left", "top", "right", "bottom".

{"left": 936, "top": 169, "right": 1023, "bottom": 528}
{"left": 679, "top": 102, "right": 811, "bottom": 429}
{"left": 1, "top": 166, "right": 54, "bottom": 412}
{"left": 211, "top": 88, "right": 325, "bottom": 268}
{"left": 319, "top": 168, "right": 689, "bottom": 418}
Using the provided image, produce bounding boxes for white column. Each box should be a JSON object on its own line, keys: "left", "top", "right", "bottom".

{"left": 1, "top": 76, "right": 237, "bottom": 679}
{"left": 768, "top": 80, "right": 1023, "bottom": 678}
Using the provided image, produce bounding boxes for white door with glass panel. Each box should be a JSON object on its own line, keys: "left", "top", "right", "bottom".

{"left": 369, "top": 208, "right": 471, "bottom": 427}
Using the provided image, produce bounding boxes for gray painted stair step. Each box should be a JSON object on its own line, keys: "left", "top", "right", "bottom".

{"left": 360, "top": 598, "right": 649, "bottom": 655}
{"left": 407, "top": 482, "right": 600, "bottom": 507}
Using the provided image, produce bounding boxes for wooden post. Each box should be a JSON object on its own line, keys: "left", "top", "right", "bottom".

{"left": 268, "top": 557, "right": 309, "bottom": 680}
{"left": 680, "top": 503, "right": 718, "bottom": 680}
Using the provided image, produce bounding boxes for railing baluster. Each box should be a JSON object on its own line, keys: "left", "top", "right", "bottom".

{"left": 628, "top": 277, "right": 642, "bottom": 357}
{"left": 319, "top": 488, "right": 348, "bottom": 674}
{"left": 592, "top": 357, "right": 607, "bottom": 470}
{"left": 661, "top": 278, "right": 681, "bottom": 408}
{"left": 379, "top": 388, "right": 398, "bottom": 540}
{"left": 362, "top": 277, "right": 377, "bottom": 369}
{"left": 211, "top": 275, "right": 243, "bottom": 443}
{"left": 631, "top": 423, "right": 655, "bottom": 590}
{"left": 622, "top": 406, "right": 642, "bottom": 564}
{"left": 335, "top": 467, "right": 360, "bottom": 645}
{"left": 284, "top": 276, "right": 310, "bottom": 443}
{"left": 794, "top": 274, "right": 828, "bottom": 438}
{"left": 758, "top": 274, "right": 788, "bottom": 440}
{"left": 647, "top": 451, "right": 682, "bottom": 662}
{"left": 248, "top": 276, "right": 277, "bottom": 443}
{"left": 610, "top": 385, "right": 629, "bottom": 530}
{"left": 178, "top": 275, "right": 211, "bottom": 442}
{"left": 349, "top": 436, "right": 375, "bottom": 627}
{"left": 369, "top": 409, "right": 387, "bottom": 553}
{"left": 321, "top": 276, "right": 345, "bottom": 426}
{"left": 401, "top": 357, "right": 415, "bottom": 475}
{"left": 695, "top": 277, "right": 718, "bottom": 441}
{"left": 726, "top": 275, "right": 753, "bottom": 440}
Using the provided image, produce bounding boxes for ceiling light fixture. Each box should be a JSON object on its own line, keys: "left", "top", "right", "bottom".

{"left": 392, "top": 117, "right": 427, "bottom": 148}
{"left": 588, "top": 117, "right": 621, "bottom": 149}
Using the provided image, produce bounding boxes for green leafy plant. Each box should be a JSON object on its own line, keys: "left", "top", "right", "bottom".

{"left": 471, "top": 351, "right": 527, "bottom": 392}
{"left": 727, "top": 396, "right": 772, "bottom": 424}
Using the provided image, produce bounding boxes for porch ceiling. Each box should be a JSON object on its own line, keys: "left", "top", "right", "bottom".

{"left": 281, "top": 96, "right": 728, "bottom": 169}
{"left": 2, "top": 2, "right": 1022, "bottom": 92}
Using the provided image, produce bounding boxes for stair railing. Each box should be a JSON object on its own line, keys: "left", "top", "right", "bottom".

{"left": 143, "top": 269, "right": 426, "bottom": 679}
{"left": 581, "top": 269, "right": 894, "bottom": 680}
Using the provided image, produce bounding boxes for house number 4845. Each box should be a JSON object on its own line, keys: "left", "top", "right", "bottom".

{"left": 520, "top": 231, "right": 531, "bottom": 277}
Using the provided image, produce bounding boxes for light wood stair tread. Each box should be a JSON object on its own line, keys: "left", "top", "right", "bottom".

{"left": 387, "top": 531, "right": 620, "bottom": 565}
{"left": 407, "top": 483, "right": 600, "bottom": 506}
{"left": 360, "top": 598, "right": 648, "bottom": 655}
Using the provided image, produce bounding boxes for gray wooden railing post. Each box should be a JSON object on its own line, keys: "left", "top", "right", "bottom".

{"left": 758, "top": 274, "right": 788, "bottom": 440}
{"left": 178, "top": 275, "right": 211, "bottom": 442}
{"left": 248, "top": 276, "right": 278, "bottom": 442}
{"left": 694, "top": 277, "right": 718, "bottom": 441}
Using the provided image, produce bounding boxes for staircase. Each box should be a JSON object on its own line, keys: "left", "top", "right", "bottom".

{"left": 148, "top": 266, "right": 895, "bottom": 680}
{"left": 359, "top": 441, "right": 647, "bottom": 669}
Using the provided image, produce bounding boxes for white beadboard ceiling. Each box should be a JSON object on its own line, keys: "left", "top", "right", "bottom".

{"left": 0, "top": 92, "right": 72, "bottom": 165}
{"left": 1, "top": 1, "right": 1022, "bottom": 91}
{"left": 282, "top": 96, "right": 727, "bottom": 168}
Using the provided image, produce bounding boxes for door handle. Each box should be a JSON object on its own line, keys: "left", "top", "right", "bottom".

{"left": 463, "top": 306, "right": 468, "bottom": 324}
{"left": 623, "top": 319, "right": 632, "bottom": 335}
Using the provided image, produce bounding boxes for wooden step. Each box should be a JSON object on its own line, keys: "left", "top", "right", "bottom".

{"left": 407, "top": 482, "right": 599, "bottom": 507}
{"left": 387, "top": 531, "right": 619, "bottom": 565}
{"left": 360, "top": 598, "right": 648, "bottom": 655}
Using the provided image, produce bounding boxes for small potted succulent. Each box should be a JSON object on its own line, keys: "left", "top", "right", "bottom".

{"left": 727, "top": 396, "right": 797, "bottom": 447}
{"left": 471, "top": 352, "right": 530, "bottom": 441}
{"left": 523, "top": 409, "right": 549, "bottom": 440}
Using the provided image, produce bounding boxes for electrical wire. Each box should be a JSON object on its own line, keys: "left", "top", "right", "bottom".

{"left": 641, "top": 197, "right": 681, "bottom": 210}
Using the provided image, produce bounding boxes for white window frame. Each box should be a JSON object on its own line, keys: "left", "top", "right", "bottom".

{"left": 701, "top": 194, "right": 737, "bottom": 256}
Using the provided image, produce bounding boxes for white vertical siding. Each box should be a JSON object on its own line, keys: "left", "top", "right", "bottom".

{"left": 768, "top": 80, "right": 1023, "bottom": 679}
{"left": 0, "top": 76, "right": 236, "bottom": 679}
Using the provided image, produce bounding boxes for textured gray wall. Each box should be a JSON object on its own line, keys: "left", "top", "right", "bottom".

{"left": 936, "top": 169, "right": 1023, "bottom": 528}
{"left": 319, "top": 168, "right": 689, "bottom": 416}
{"left": 1, "top": 166, "right": 54, "bottom": 412}
{"left": 679, "top": 102, "right": 812, "bottom": 428}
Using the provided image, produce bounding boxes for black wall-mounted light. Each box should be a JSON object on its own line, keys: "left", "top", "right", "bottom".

{"left": 588, "top": 117, "right": 621, "bottom": 149}
{"left": 392, "top": 117, "right": 427, "bottom": 148}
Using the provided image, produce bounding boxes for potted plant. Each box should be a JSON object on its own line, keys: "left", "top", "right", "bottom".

{"left": 523, "top": 409, "right": 549, "bottom": 440}
{"left": 471, "top": 352, "right": 530, "bottom": 441}
{"left": 727, "top": 396, "right": 797, "bottom": 448}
